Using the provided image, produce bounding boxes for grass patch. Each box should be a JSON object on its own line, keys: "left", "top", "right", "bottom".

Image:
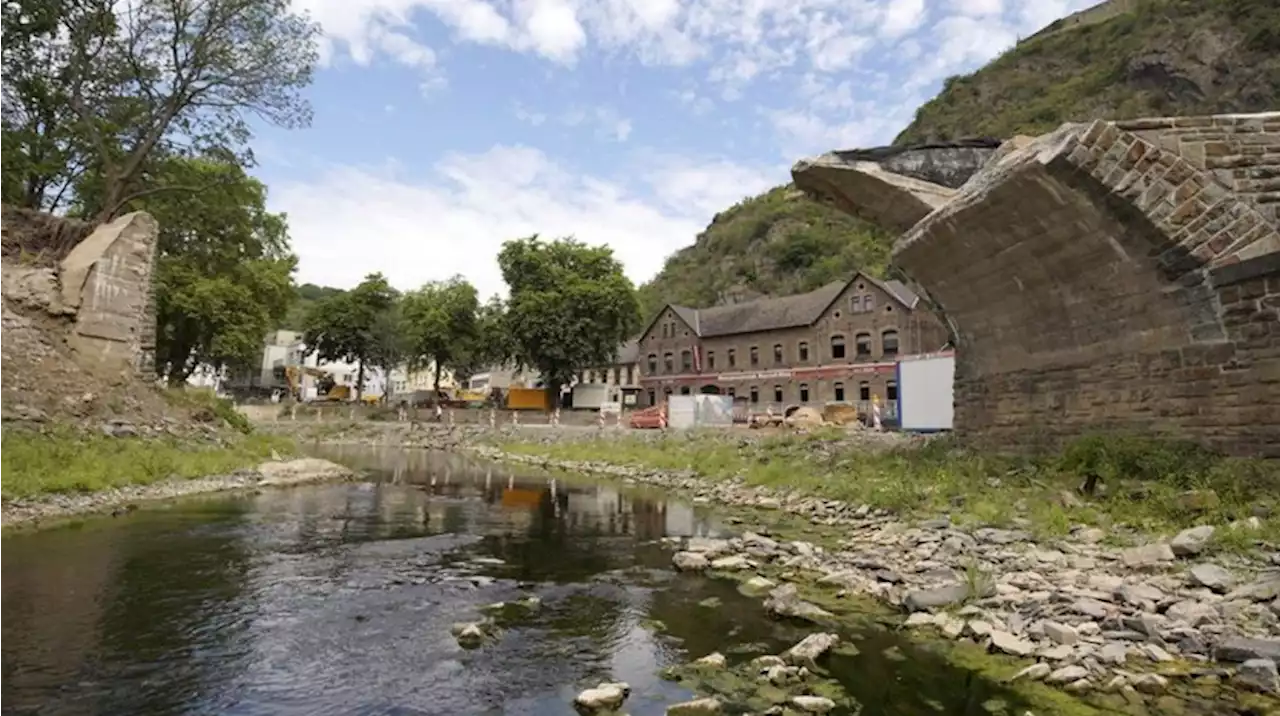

{"left": 163, "top": 387, "right": 253, "bottom": 434}
{"left": 1, "top": 427, "right": 297, "bottom": 499}
{"left": 499, "top": 430, "right": 1280, "bottom": 549}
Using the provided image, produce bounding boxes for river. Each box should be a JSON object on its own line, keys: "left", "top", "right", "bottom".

{"left": 3, "top": 446, "right": 1032, "bottom": 716}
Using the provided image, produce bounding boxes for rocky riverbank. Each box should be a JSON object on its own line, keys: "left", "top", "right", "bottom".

{"left": 1, "top": 457, "right": 356, "bottom": 528}
{"left": 471, "top": 444, "right": 1280, "bottom": 714}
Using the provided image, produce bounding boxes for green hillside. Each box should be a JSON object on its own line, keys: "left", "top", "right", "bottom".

{"left": 896, "top": 0, "right": 1280, "bottom": 144}
{"left": 635, "top": 187, "right": 894, "bottom": 320}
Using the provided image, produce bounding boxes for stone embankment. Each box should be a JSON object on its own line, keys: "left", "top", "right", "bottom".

{"left": 1, "top": 457, "right": 355, "bottom": 528}
{"left": 473, "top": 445, "right": 1280, "bottom": 710}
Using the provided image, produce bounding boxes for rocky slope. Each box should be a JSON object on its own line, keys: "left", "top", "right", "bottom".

{"left": 636, "top": 187, "right": 893, "bottom": 319}
{"left": 896, "top": 0, "right": 1280, "bottom": 144}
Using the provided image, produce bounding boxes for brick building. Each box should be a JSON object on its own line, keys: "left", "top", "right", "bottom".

{"left": 637, "top": 273, "right": 950, "bottom": 411}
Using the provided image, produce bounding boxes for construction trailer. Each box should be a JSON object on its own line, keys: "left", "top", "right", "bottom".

{"left": 506, "top": 387, "right": 551, "bottom": 411}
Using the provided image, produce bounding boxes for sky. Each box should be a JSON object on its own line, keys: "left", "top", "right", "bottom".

{"left": 258, "top": 0, "right": 1097, "bottom": 299}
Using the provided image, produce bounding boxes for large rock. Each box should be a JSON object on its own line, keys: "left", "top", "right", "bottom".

{"left": 673, "top": 551, "right": 710, "bottom": 571}
{"left": 903, "top": 583, "right": 971, "bottom": 612}
{"left": 1216, "top": 637, "right": 1280, "bottom": 663}
{"left": 1121, "top": 543, "right": 1176, "bottom": 568}
{"left": 790, "top": 695, "right": 836, "bottom": 713}
{"left": 764, "top": 583, "right": 834, "bottom": 623}
{"left": 1188, "top": 563, "right": 1235, "bottom": 593}
{"left": 666, "top": 697, "right": 722, "bottom": 715}
{"left": 1170, "top": 526, "right": 1215, "bottom": 556}
{"left": 782, "top": 633, "right": 840, "bottom": 665}
{"left": 1237, "top": 659, "right": 1280, "bottom": 694}
{"left": 574, "top": 682, "right": 630, "bottom": 713}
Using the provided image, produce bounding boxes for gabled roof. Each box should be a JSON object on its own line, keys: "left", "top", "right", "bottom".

{"left": 641, "top": 272, "right": 922, "bottom": 340}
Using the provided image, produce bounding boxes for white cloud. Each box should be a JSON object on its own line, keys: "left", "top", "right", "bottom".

{"left": 271, "top": 148, "right": 780, "bottom": 296}
{"left": 879, "top": 0, "right": 928, "bottom": 39}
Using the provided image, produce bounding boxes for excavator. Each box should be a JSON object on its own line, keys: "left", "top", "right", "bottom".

{"left": 283, "top": 366, "right": 379, "bottom": 404}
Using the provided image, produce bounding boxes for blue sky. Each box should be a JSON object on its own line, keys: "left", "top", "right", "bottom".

{"left": 258, "top": 0, "right": 1096, "bottom": 298}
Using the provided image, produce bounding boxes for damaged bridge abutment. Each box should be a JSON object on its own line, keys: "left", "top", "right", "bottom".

{"left": 794, "top": 113, "right": 1280, "bottom": 457}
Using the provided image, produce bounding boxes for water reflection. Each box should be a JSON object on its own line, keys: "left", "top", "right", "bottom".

{"left": 4, "top": 446, "right": 1023, "bottom": 716}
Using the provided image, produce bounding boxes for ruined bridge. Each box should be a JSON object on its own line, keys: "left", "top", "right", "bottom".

{"left": 792, "top": 113, "right": 1280, "bottom": 457}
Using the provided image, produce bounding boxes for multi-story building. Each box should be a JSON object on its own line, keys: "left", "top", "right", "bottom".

{"left": 576, "top": 340, "right": 643, "bottom": 406}
{"left": 637, "top": 273, "right": 950, "bottom": 413}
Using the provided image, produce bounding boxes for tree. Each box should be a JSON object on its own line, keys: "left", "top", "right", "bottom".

{"left": 401, "top": 276, "right": 480, "bottom": 392}
{"left": 77, "top": 155, "right": 296, "bottom": 384}
{"left": 1, "top": 0, "right": 319, "bottom": 219}
{"left": 449, "top": 295, "right": 511, "bottom": 387}
{"left": 301, "top": 273, "right": 399, "bottom": 400}
{"left": 497, "top": 236, "right": 640, "bottom": 407}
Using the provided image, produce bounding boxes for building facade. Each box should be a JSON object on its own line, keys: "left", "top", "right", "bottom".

{"left": 576, "top": 340, "right": 644, "bottom": 405}
{"left": 637, "top": 273, "right": 950, "bottom": 413}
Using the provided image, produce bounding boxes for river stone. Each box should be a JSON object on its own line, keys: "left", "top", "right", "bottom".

{"left": 765, "top": 664, "right": 806, "bottom": 686}
{"left": 686, "top": 537, "right": 732, "bottom": 556}
{"left": 451, "top": 622, "right": 486, "bottom": 649}
{"left": 764, "top": 584, "right": 833, "bottom": 623}
{"left": 989, "top": 630, "right": 1035, "bottom": 657}
{"left": 573, "top": 682, "right": 630, "bottom": 713}
{"left": 1237, "top": 658, "right": 1280, "bottom": 694}
{"left": 1188, "top": 563, "right": 1235, "bottom": 593}
{"left": 740, "top": 575, "right": 776, "bottom": 595}
{"left": 782, "top": 633, "right": 840, "bottom": 665}
{"left": 1010, "top": 663, "right": 1051, "bottom": 682}
{"left": 666, "top": 696, "right": 723, "bottom": 715}
{"left": 1170, "top": 525, "right": 1215, "bottom": 556}
{"left": 257, "top": 457, "right": 354, "bottom": 486}
{"left": 1121, "top": 543, "right": 1175, "bottom": 568}
{"left": 694, "top": 652, "right": 727, "bottom": 669}
{"left": 673, "top": 551, "right": 710, "bottom": 571}
{"left": 1215, "top": 636, "right": 1280, "bottom": 663}
{"left": 903, "top": 583, "right": 970, "bottom": 612}
{"left": 1046, "top": 665, "right": 1089, "bottom": 685}
{"left": 1042, "top": 621, "right": 1078, "bottom": 645}
{"left": 905, "top": 612, "right": 934, "bottom": 627}
{"left": 790, "top": 695, "right": 836, "bottom": 713}
{"left": 710, "top": 554, "right": 753, "bottom": 571}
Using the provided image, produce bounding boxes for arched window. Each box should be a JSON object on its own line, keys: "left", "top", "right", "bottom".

{"left": 830, "top": 335, "right": 846, "bottom": 360}
{"left": 833, "top": 381, "right": 845, "bottom": 401}
{"left": 773, "top": 344, "right": 783, "bottom": 364}
{"left": 663, "top": 352, "right": 674, "bottom": 373}
{"left": 882, "top": 329, "right": 900, "bottom": 356}
{"left": 855, "top": 332, "right": 872, "bottom": 357}
{"left": 749, "top": 346, "right": 760, "bottom": 366}
{"left": 799, "top": 383, "right": 810, "bottom": 402}
{"left": 681, "top": 350, "right": 692, "bottom": 371}
{"left": 647, "top": 354, "right": 658, "bottom": 375}
{"left": 773, "top": 385, "right": 783, "bottom": 403}
{"left": 749, "top": 386, "right": 759, "bottom": 403}
{"left": 859, "top": 381, "right": 871, "bottom": 401}
{"left": 798, "top": 341, "right": 810, "bottom": 362}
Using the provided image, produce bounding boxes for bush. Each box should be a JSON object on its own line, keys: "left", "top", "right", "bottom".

{"left": 164, "top": 387, "right": 253, "bottom": 434}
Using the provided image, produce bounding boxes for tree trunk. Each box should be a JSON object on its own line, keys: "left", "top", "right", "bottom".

{"left": 545, "top": 380, "right": 561, "bottom": 413}
{"left": 356, "top": 360, "right": 365, "bottom": 401}
{"left": 434, "top": 360, "right": 442, "bottom": 392}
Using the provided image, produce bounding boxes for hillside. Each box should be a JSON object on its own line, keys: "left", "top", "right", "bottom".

{"left": 279, "top": 283, "right": 343, "bottom": 330}
{"left": 896, "top": 0, "right": 1280, "bottom": 144}
{"left": 636, "top": 187, "right": 894, "bottom": 319}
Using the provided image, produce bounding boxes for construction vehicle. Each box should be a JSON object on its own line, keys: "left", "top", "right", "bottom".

{"left": 283, "top": 366, "right": 379, "bottom": 404}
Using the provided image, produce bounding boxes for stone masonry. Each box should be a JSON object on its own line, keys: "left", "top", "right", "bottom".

{"left": 2, "top": 208, "right": 160, "bottom": 380}
{"left": 792, "top": 113, "right": 1280, "bottom": 457}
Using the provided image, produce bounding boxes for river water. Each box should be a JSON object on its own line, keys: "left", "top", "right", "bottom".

{"left": 3, "top": 446, "right": 1029, "bottom": 716}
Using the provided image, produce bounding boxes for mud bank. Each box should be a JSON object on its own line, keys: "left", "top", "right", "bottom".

{"left": 1, "top": 458, "right": 355, "bottom": 528}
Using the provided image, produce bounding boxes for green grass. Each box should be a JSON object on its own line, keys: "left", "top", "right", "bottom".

{"left": 499, "top": 430, "right": 1280, "bottom": 551}
{"left": 1, "top": 428, "right": 297, "bottom": 499}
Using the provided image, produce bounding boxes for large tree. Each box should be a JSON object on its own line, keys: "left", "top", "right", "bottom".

{"left": 74, "top": 155, "right": 296, "bottom": 384}
{"left": 301, "top": 273, "right": 399, "bottom": 400}
{"left": 1, "top": 0, "right": 319, "bottom": 219}
{"left": 449, "top": 295, "right": 512, "bottom": 387}
{"left": 497, "top": 236, "right": 639, "bottom": 406}
{"left": 401, "top": 276, "right": 480, "bottom": 392}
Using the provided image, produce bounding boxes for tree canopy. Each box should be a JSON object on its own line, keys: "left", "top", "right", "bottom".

{"left": 498, "top": 236, "right": 639, "bottom": 402}
{"left": 1, "top": 0, "right": 319, "bottom": 220}
{"left": 301, "top": 273, "right": 399, "bottom": 398}
{"left": 401, "top": 277, "right": 480, "bottom": 391}
{"left": 100, "top": 156, "right": 298, "bottom": 384}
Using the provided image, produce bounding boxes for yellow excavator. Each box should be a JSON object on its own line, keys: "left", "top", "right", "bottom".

{"left": 284, "top": 366, "right": 379, "bottom": 404}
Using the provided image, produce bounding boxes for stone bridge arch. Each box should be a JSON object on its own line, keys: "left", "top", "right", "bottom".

{"left": 793, "top": 113, "right": 1280, "bottom": 456}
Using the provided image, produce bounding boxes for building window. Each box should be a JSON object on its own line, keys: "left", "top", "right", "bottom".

{"left": 681, "top": 350, "right": 692, "bottom": 371}
{"left": 664, "top": 386, "right": 673, "bottom": 396}
{"left": 773, "top": 344, "right": 783, "bottom": 364}
{"left": 864, "top": 295, "right": 875, "bottom": 311}
{"left": 680, "top": 385, "right": 691, "bottom": 395}
{"left": 614, "top": 367, "right": 622, "bottom": 384}
{"left": 859, "top": 381, "right": 871, "bottom": 401}
{"left": 664, "top": 353, "right": 674, "bottom": 373}
{"left": 887, "top": 380, "right": 898, "bottom": 401}
{"left": 647, "top": 354, "right": 658, "bottom": 375}
{"left": 750, "top": 346, "right": 759, "bottom": 366}
{"left": 707, "top": 351, "right": 716, "bottom": 370}
{"left": 647, "top": 389, "right": 656, "bottom": 405}
{"left": 662, "top": 324, "right": 669, "bottom": 339}
{"left": 774, "top": 385, "right": 783, "bottom": 403}
{"left": 850, "top": 296, "right": 862, "bottom": 313}
{"left": 856, "top": 332, "right": 872, "bottom": 357}
{"left": 727, "top": 387, "right": 736, "bottom": 398}
{"left": 727, "top": 349, "right": 736, "bottom": 367}
{"left": 798, "top": 342, "right": 809, "bottom": 362}
{"left": 834, "top": 381, "right": 845, "bottom": 401}
{"left": 830, "top": 335, "right": 846, "bottom": 360}
{"left": 627, "top": 366, "right": 634, "bottom": 384}
{"left": 882, "top": 330, "right": 899, "bottom": 356}
{"left": 749, "top": 386, "right": 759, "bottom": 403}
{"left": 799, "top": 383, "right": 810, "bottom": 402}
